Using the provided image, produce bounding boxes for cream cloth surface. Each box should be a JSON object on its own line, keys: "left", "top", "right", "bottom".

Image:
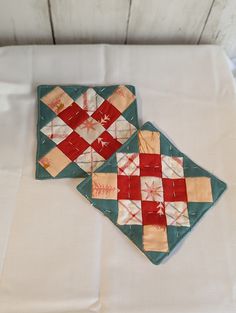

{"left": 0, "top": 45, "right": 235, "bottom": 313}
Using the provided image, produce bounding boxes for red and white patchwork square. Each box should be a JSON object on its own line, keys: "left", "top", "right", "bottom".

{"left": 141, "top": 176, "right": 164, "bottom": 202}
{"left": 107, "top": 115, "right": 136, "bottom": 144}
{"left": 139, "top": 153, "right": 162, "bottom": 177}
{"left": 107, "top": 85, "right": 135, "bottom": 113}
{"left": 76, "top": 122, "right": 226, "bottom": 263}
{"left": 142, "top": 201, "right": 166, "bottom": 226}
{"left": 91, "top": 131, "right": 122, "bottom": 159}
{"left": 117, "top": 200, "right": 142, "bottom": 225}
{"left": 165, "top": 202, "right": 190, "bottom": 227}
{"left": 92, "top": 100, "right": 121, "bottom": 129}
{"left": 75, "top": 88, "right": 104, "bottom": 115}
{"left": 57, "top": 131, "right": 89, "bottom": 161}
{"left": 117, "top": 153, "right": 140, "bottom": 176}
{"left": 117, "top": 176, "right": 141, "bottom": 200}
{"left": 58, "top": 102, "right": 89, "bottom": 129}
{"left": 40, "top": 116, "right": 73, "bottom": 144}
{"left": 75, "top": 146, "right": 105, "bottom": 174}
{"left": 75, "top": 116, "right": 105, "bottom": 144}
{"left": 161, "top": 155, "right": 184, "bottom": 178}
{"left": 41, "top": 86, "right": 74, "bottom": 114}
{"left": 38, "top": 85, "right": 138, "bottom": 178}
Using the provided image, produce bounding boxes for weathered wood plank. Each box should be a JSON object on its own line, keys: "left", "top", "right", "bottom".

{"left": 127, "top": 0, "right": 214, "bottom": 44}
{"left": 200, "top": 0, "right": 236, "bottom": 57}
{"left": 0, "top": 0, "right": 53, "bottom": 45}
{"left": 0, "top": 0, "right": 235, "bottom": 58}
{"left": 50, "top": 0, "right": 130, "bottom": 44}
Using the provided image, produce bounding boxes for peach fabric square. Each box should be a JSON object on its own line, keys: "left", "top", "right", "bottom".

{"left": 143, "top": 225, "right": 169, "bottom": 252}
{"left": 38, "top": 147, "right": 71, "bottom": 177}
{"left": 138, "top": 130, "right": 160, "bottom": 154}
{"left": 108, "top": 85, "right": 136, "bottom": 113}
{"left": 92, "top": 173, "right": 117, "bottom": 199}
{"left": 186, "top": 177, "right": 213, "bottom": 202}
{"left": 41, "top": 86, "right": 74, "bottom": 114}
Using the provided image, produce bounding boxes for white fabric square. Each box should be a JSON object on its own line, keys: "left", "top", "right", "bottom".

{"left": 165, "top": 202, "right": 190, "bottom": 227}
{"left": 116, "top": 152, "right": 140, "bottom": 176}
{"left": 141, "top": 176, "right": 164, "bottom": 201}
{"left": 75, "top": 116, "right": 105, "bottom": 144}
{"left": 117, "top": 200, "right": 142, "bottom": 225}
{"left": 40, "top": 116, "right": 73, "bottom": 144}
{"left": 161, "top": 155, "right": 184, "bottom": 178}
{"left": 75, "top": 88, "right": 104, "bottom": 115}
{"left": 75, "top": 146, "right": 105, "bottom": 173}
{"left": 107, "top": 115, "right": 136, "bottom": 144}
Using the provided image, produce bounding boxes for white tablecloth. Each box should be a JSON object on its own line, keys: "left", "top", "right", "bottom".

{"left": 0, "top": 45, "right": 235, "bottom": 313}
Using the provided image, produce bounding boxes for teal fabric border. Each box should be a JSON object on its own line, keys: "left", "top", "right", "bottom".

{"left": 36, "top": 84, "right": 139, "bottom": 179}
{"left": 77, "top": 121, "right": 227, "bottom": 265}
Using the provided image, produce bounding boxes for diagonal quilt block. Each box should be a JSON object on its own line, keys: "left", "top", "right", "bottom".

{"left": 77, "top": 122, "right": 226, "bottom": 264}
{"left": 36, "top": 85, "right": 138, "bottom": 179}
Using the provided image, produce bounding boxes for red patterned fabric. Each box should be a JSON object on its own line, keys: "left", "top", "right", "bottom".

{"left": 92, "top": 100, "right": 121, "bottom": 129}
{"left": 140, "top": 153, "right": 162, "bottom": 177}
{"left": 59, "top": 102, "right": 89, "bottom": 129}
{"left": 162, "top": 178, "right": 187, "bottom": 202}
{"left": 142, "top": 201, "right": 167, "bottom": 226}
{"left": 117, "top": 176, "right": 141, "bottom": 200}
{"left": 91, "top": 131, "right": 122, "bottom": 159}
{"left": 57, "top": 132, "right": 89, "bottom": 161}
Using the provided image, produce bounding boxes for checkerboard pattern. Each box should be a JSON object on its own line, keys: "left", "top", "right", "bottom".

{"left": 77, "top": 122, "right": 226, "bottom": 264}
{"left": 36, "top": 85, "right": 138, "bottom": 178}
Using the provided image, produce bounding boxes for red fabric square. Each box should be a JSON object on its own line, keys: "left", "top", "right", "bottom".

{"left": 57, "top": 131, "right": 89, "bottom": 161}
{"left": 117, "top": 176, "right": 141, "bottom": 200}
{"left": 91, "top": 131, "right": 122, "bottom": 159}
{"left": 92, "top": 100, "right": 121, "bottom": 129}
{"left": 58, "top": 102, "right": 89, "bottom": 129}
{"left": 141, "top": 201, "right": 167, "bottom": 226}
{"left": 139, "top": 153, "right": 162, "bottom": 177}
{"left": 162, "top": 178, "right": 187, "bottom": 202}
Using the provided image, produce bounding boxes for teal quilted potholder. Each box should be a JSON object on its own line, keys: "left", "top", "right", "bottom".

{"left": 36, "top": 85, "right": 138, "bottom": 179}
{"left": 77, "top": 122, "right": 226, "bottom": 264}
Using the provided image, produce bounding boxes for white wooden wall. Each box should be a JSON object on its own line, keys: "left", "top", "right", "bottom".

{"left": 0, "top": 0, "right": 236, "bottom": 57}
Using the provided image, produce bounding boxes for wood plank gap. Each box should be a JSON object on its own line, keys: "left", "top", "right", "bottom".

{"left": 47, "top": 0, "right": 56, "bottom": 44}
{"left": 124, "top": 0, "right": 132, "bottom": 44}
{"left": 198, "top": 0, "right": 216, "bottom": 44}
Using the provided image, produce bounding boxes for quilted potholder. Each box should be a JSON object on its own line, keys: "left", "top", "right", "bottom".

{"left": 36, "top": 85, "right": 138, "bottom": 179}
{"left": 77, "top": 122, "right": 226, "bottom": 264}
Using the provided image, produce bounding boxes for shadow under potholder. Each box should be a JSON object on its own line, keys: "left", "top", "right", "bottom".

{"left": 77, "top": 122, "right": 226, "bottom": 265}
{"left": 36, "top": 85, "right": 138, "bottom": 179}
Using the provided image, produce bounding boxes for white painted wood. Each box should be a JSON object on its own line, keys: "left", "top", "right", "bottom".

{"left": 0, "top": 0, "right": 53, "bottom": 45}
{"left": 200, "top": 0, "right": 236, "bottom": 58}
{"left": 127, "top": 0, "right": 214, "bottom": 44}
{"left": 0, "top": 0, "right": 235, "bottom": 58}
{"left": 50, "top": 0, "right": 130, "bottom": 44}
